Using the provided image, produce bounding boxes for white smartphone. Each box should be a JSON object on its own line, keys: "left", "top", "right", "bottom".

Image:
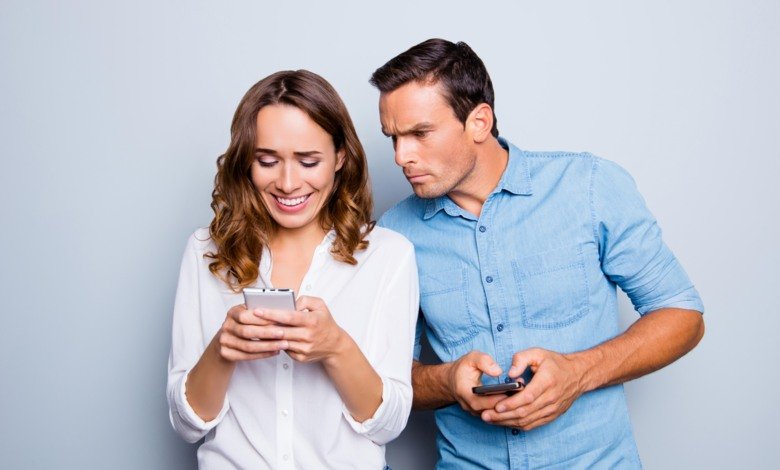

{"left": 242, "top": 287, "right": 296, "bottom": 310}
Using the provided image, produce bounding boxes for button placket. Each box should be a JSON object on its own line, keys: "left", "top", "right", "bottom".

{"left": 477, "top": 196, "right": 515, "bottom": 394}
{"left": 275, "top": 352, "right": 295, "bottom": 469}
{"left": 297, "top": 232, "right": 331, "bottom": 298}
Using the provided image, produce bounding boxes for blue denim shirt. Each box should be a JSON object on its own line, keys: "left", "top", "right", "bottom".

{"left": 379, "top": 139, "right": 704, "bottom": 469}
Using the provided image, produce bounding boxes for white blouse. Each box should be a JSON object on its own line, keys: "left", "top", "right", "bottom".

{"left": 167, "top": 227, "right": 419, "bottom": 469}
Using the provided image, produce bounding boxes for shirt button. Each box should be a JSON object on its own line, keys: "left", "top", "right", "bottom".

{"left": 283, "top": 454, "right": 289, "bottom": 461}
{"left": 282, "top": 363, "right": 289, "bottom": 370}
{"left": 512, "top": 429, "right": 520, "bottom": 435}
{"left": 504, "top": 376, "right": 513, "bottom": 383}
{"left": 281, "top": 409, "right": 289, "bottom": 417}
{"left": 496, "top": 323, "right": 504, "bottom": 332}
{"left": 304, "top": 284, "right": 312, "bottom": 291}
{"left": 479, "top": 225, "right": 486, "bottom": 233}
{"left": 486, "top": 276, "right": 493, "bottom": 283}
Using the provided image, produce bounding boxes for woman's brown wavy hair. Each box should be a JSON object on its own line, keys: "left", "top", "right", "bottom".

{"left": 206, "top": 70, "right": 374, "bottom": 291}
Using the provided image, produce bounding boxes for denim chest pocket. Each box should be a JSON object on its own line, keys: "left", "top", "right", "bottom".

{"left": 419, "top": 266, "right": 478, "bottom": 347}
{"left": 511, "top": 244, "right": 590, "bottom": 329}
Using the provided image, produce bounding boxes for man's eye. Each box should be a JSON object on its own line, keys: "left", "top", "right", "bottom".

{"left": 414, "top": 131, "right": 428, "bottom": 138}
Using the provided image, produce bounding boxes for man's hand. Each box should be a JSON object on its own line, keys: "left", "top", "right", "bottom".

{"left": 480, "top": 348, "right": 586, "bottom": 430}
{"left": 446, "top": 351, "right": 508, "bottom": 416}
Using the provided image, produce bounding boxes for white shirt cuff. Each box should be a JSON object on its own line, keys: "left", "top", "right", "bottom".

{"left": 174, "top": 369, "right": 230, "bottom": 435}
{"left": 342, "top": 377, "right": 406, "bottom": 445}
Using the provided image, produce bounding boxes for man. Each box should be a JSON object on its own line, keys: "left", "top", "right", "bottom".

{"left": 372, "top": 38, "right": 704, "bottom": 469}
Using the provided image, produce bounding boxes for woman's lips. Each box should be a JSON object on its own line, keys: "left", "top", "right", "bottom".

{"left": 273, "top": 194, "right": 311, "bottom": 213}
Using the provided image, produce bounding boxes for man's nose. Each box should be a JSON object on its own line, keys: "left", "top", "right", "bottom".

{"left": 394, "top": 137, "right": 416, "bottom": 167}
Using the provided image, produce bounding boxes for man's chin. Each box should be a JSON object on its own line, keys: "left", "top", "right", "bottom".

{"left": 411, "top": 184, "right": 446, "bottom": 200}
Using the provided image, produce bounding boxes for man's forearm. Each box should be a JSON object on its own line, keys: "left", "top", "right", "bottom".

{"left": 569, "top": 308, "right": 704, "bottom": 393}
{"left": 411, "top": 360, "right": 456, "bottom": 409}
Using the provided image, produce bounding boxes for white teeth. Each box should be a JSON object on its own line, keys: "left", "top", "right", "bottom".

{"left": 276, "top": 195, "right": 308, "bottom": 206}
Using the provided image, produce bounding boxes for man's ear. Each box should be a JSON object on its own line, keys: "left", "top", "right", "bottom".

{"left": 467, "top": 103, "right": 495, "bottom": 143}
{"left": 335, "top": 148, "right": 346, "bottom": 171}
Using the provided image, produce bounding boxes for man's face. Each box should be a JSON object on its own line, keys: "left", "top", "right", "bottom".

{"left": 379, "top": 81, "right": 477, "bottom": 199}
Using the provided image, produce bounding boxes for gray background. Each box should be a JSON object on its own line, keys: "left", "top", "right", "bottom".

{"left": 1, "top": 0, "right": 777, "bottom": 468}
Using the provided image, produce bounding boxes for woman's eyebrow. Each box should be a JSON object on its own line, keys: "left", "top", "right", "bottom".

{"left": 254, "top": 148, "right": 323, "bottom": 157}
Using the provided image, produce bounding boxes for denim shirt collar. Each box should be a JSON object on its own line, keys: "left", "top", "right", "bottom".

{"left": 424, "top": 137, "right": 533, "bottom": 219}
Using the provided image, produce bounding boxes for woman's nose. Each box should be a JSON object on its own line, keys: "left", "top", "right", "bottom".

{"left": 277, "top": 163, "right": 302, "bottom": 193}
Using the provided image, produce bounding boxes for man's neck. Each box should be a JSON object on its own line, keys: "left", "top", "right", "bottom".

{"left": 448, "top": 138, "right": 509, "bottom": 217}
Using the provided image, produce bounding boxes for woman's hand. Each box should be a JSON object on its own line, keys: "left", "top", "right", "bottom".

{"left": 185, "top": 304, "right": 287, "bottom": 421}
{"left": 258, "top": 296, "right": 385, "bottom": 422}
{"left": 254, "top": 296, "right": 347, "bottom": 364}
{"left": 216, "top": 304, "right": 290, "bottom": 362}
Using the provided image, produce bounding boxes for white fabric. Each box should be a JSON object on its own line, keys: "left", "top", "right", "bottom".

{"left": 167, "top": 227, "right": 419, "bottom": 469}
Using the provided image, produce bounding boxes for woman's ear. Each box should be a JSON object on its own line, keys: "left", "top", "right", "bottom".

{"left": 335, "top": 148, "right": 346, "bottom": 171}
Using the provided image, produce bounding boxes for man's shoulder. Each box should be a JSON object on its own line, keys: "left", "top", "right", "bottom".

{"left": 377, "top": 194, "right": 427, "bottom": 232}
{"left": 510, "top": 144, "right": 634, "bottom": 190}
{"left": 517, "top": 146, "right": 630, "bottom": 174}
{"left": 519, "top": 147, "right": 599, "bottom": 167}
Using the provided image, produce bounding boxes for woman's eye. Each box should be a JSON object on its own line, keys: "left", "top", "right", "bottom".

{"left": 257, "top": 158, "right": 277, "bottom": 167}
{"left": 300, "top": 161, "right": 320, "bottom": 168}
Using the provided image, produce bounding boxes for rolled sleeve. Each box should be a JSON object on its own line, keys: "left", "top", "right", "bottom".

{"left": 342, "top": 375, "right": 413, "bottom": 445}
{"left": 166, "top": 233, "right": 231, "bottom": 443}
{"left": 168, "top": 368, "right": 230, "bottom": 443}
{"left": 592, "top": 158, "right": 704, "bottom": 315}
{"left": 347, "top": 237, "right": 418, "bottom": 444}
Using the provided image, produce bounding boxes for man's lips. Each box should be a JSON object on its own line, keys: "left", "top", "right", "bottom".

{"left": 405, "top": 173, "right": 428, "bottom": 183}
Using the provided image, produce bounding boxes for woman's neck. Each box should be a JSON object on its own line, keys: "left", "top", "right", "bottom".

{"left": 268, "top": 221, "right": 330, "bottom": 292}
{"left": 269, "top": 221, "right": 329, "bottom": 253}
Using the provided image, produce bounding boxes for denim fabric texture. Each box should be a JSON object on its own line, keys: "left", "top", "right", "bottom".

{"left": 379, "top": 138, "right": 704, "bottom": 469}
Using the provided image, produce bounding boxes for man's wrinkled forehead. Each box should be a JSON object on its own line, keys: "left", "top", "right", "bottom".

{"left": 379, "top": 81, "right": 451, "bottom": 134}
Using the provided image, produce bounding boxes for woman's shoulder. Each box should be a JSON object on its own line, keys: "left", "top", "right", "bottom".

{"left": 363, "top": 225, "right": 415, "bottom": 256}
{"left": 184, "top": 227, "right": 217, "bottom": 255}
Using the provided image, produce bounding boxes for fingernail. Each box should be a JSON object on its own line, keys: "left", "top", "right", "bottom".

{"left": 253, "top": 309, "right": 264, "bottom": 316}
{"left": 280, "top": 341, "right": 289, "bottom": 349}
{"left": 496, "top": 405, "right": 505, "bottom": 413}
{"left": 482, "top": 412, "right": 491, "bottom": 422}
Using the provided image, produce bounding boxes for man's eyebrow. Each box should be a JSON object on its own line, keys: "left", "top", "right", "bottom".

{"left": 254, "top": 148, "right": 323, "bottom": 157}
{"left": 382, "top": 122, "right": 434, "bottom": 137}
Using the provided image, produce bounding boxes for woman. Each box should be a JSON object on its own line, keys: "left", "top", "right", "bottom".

{"left": 167, "top": 70, "right": 418, "bottom": 469}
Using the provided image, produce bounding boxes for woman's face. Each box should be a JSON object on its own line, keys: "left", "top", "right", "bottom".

{"left": 250, "top": 104, "right": 344, "bottom": 235}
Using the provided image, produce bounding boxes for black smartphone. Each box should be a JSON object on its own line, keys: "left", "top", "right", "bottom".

{"left": 472, "top": 366, "right": 535, "bottom": 396}
{"left": 472, "top": 382, "right": 525, "bottom": 396}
